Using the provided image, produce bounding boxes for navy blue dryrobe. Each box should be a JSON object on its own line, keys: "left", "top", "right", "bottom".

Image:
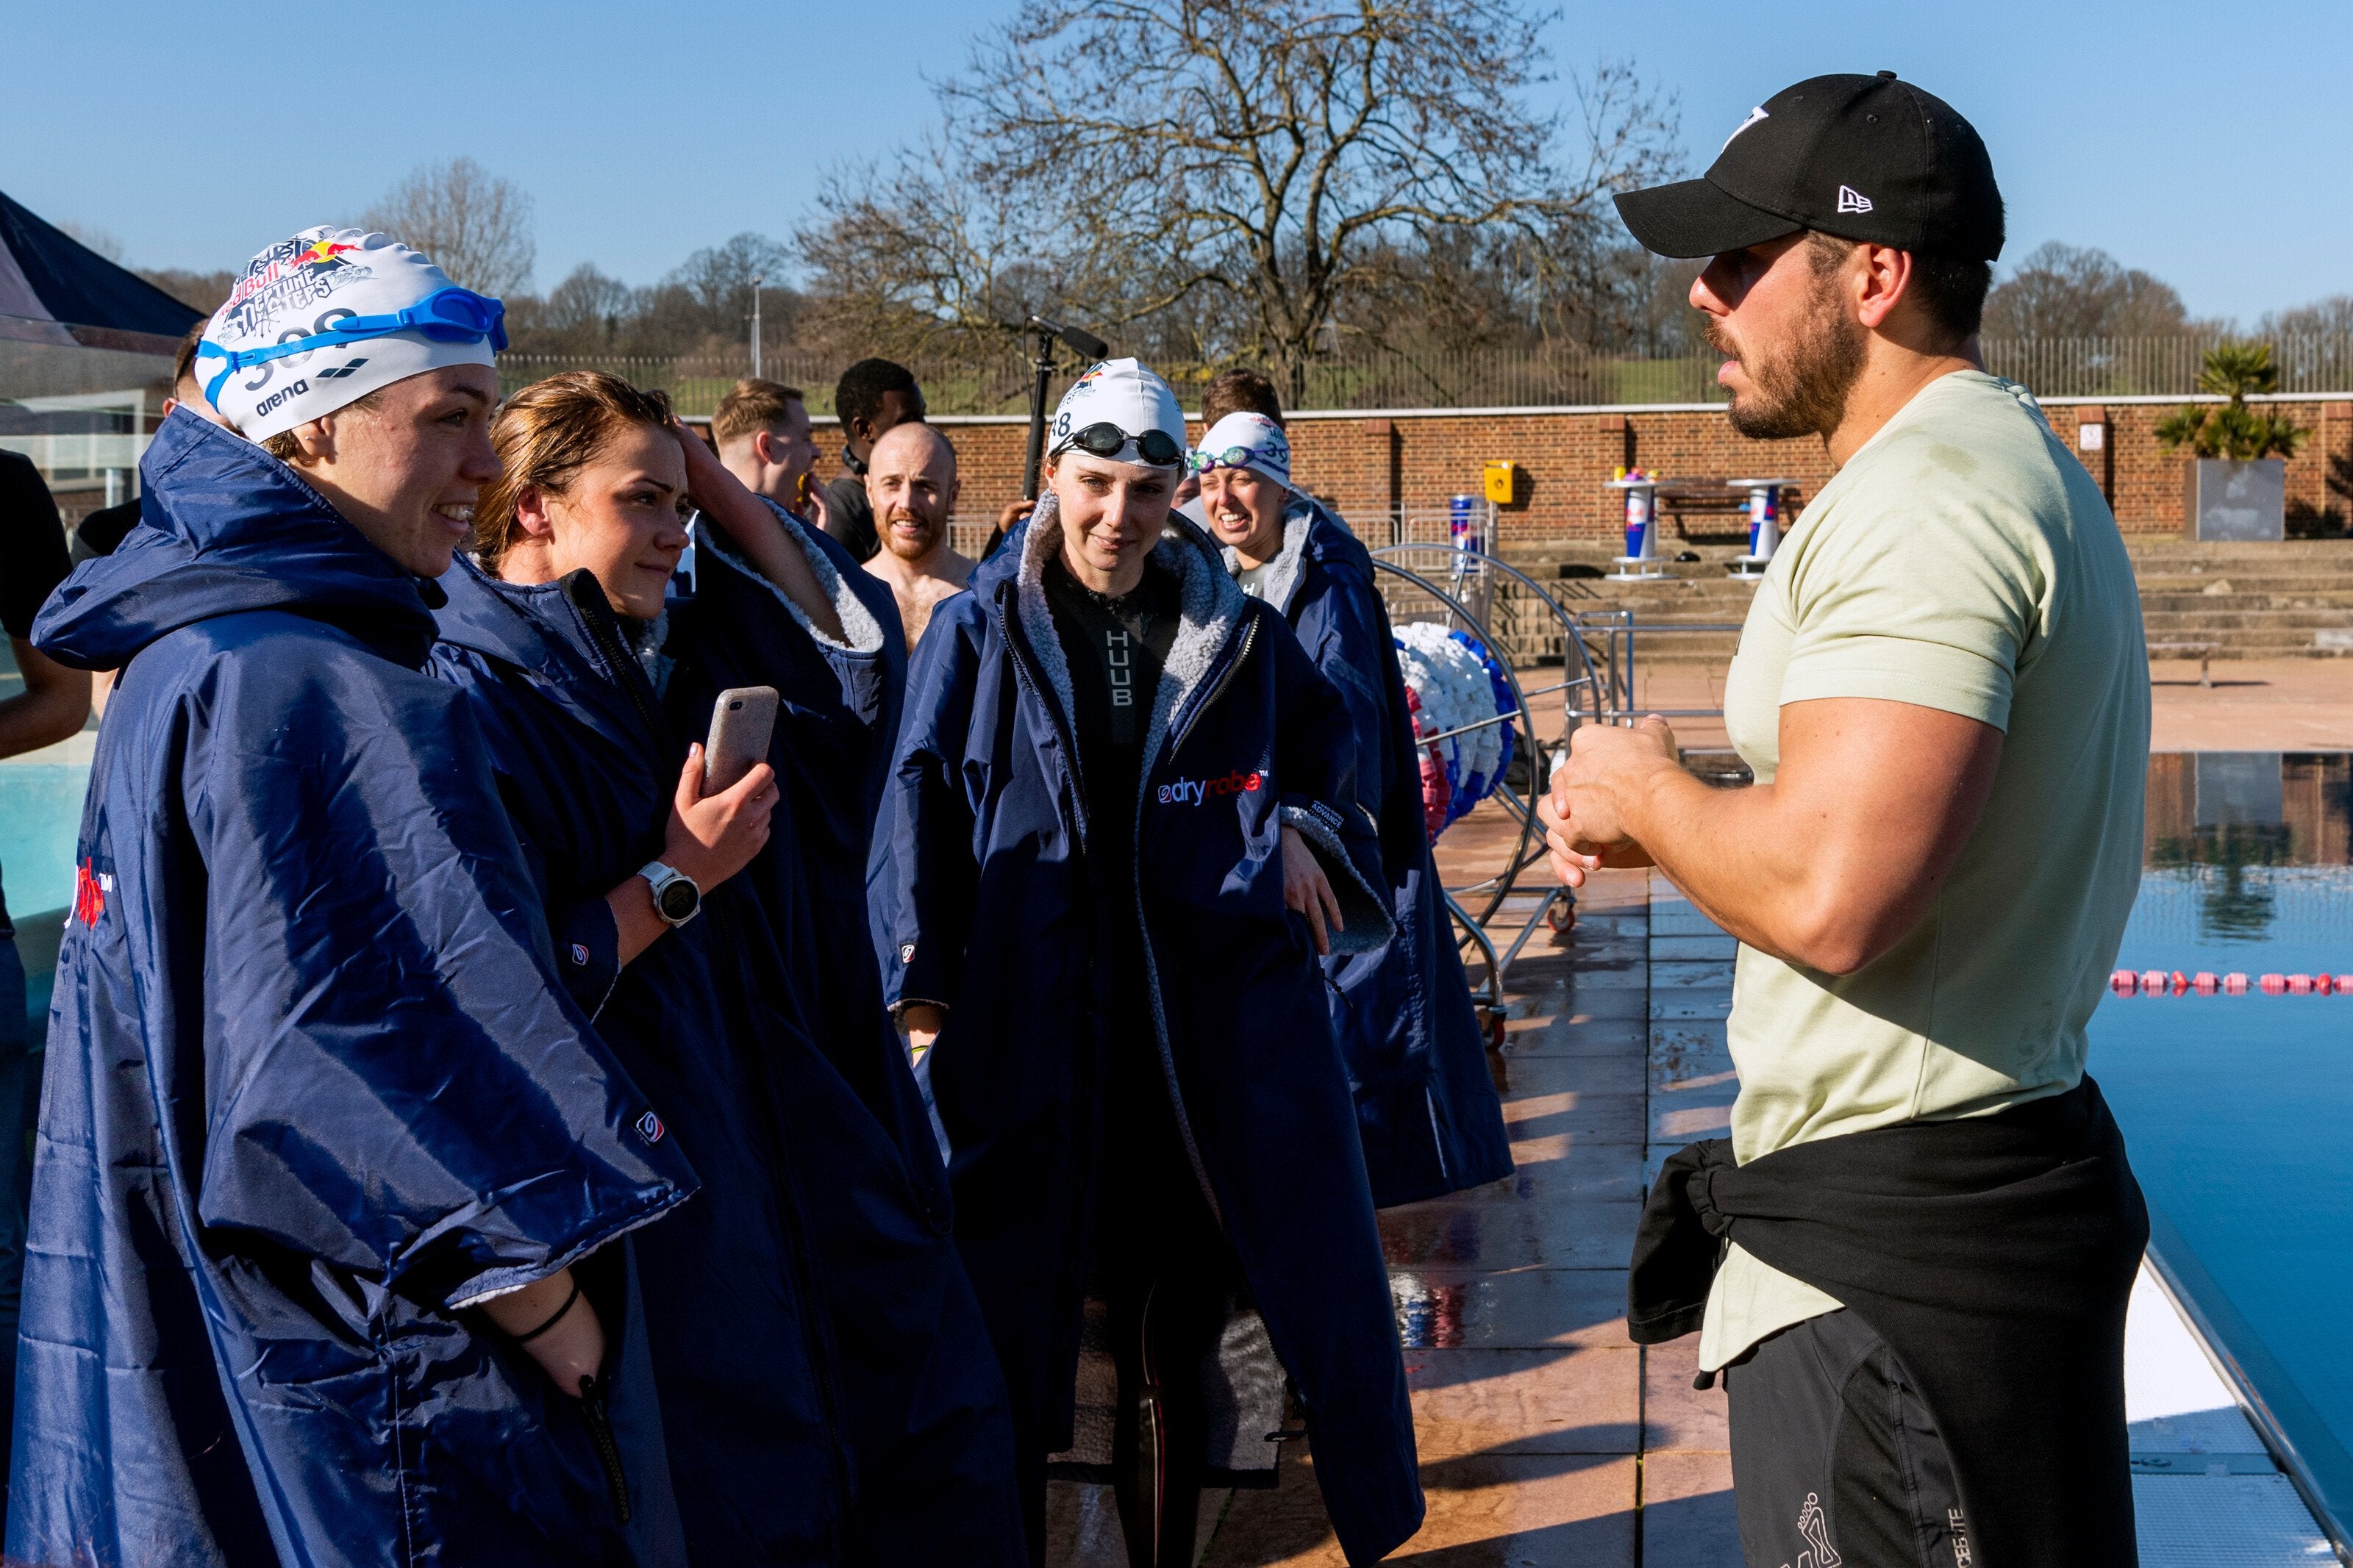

{"left": 869, "top": 501, "right": 1426, "bottom": 1567}
{"left": 10, "top": 409, "right": 699, "bottom": 1568}
{"left": 665, "top": 509, "right": 1026, "bottom": 1566}
{"left": 1183, "top": 495, "right": 1513, "bottom": 1206}
{"left": 430, "top": 535, "right": 1023, "bottom": 1567}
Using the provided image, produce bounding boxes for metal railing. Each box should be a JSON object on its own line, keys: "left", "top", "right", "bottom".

{"left": 494, "top": 333, "right": 2353, "bottom": 415}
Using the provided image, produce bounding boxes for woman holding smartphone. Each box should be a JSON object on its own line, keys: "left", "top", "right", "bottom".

{"left": 430, "top": 372, "right": 1023, "bottom": 1565}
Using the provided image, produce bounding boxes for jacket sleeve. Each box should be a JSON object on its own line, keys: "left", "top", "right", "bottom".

{"left": 543, "top": 889, "right": 624, "bottom": 1019}
{"left": 1299, "top": 566, "right": 1404, "bottom": 831}
{"left": 185, "top": 662, "right": 695, "bottom": 1310}
{"left": 1263, "top": 605, "right": 1396, "bottom": 956}
{"left": 868, "top": 595, "right": 984, "bottom": 1012}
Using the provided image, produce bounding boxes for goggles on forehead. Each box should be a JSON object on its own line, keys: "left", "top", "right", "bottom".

{"left": 198, "top": 287, "right": 509, "bottom": 405}
{"left": 1053, "top": 420, "right": 1185, "bottom": 468}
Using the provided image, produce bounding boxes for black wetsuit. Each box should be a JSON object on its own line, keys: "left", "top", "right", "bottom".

{"left": 1043, "top": 558, "right": 1236, "bottom": 1567}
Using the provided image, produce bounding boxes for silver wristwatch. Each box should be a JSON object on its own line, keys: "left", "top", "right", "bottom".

{"left": 638, "top": 861, "right": 702, "bottom": 927}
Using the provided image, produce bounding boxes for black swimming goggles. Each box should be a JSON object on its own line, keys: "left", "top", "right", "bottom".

{"left": 1053, "top": 420, "right": 1185, "bottom": 467}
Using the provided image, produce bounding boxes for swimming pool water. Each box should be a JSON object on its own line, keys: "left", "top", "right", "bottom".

{"left": 2093, "top": 753, "right": 2353, "bottom": 1539}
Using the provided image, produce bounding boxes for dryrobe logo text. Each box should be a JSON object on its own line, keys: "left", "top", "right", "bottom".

{"left": 1157, "top": 770, "right": 1263, "bottom": 806}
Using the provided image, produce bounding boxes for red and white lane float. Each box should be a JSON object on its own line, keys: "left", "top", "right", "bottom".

{"left": 2109, "top": 969, "right": 2353, "bottom": 997}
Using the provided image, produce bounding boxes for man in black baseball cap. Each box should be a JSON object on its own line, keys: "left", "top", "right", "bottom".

{"left": 1542, "top": 74, "right": 2151, "bottom": 1568}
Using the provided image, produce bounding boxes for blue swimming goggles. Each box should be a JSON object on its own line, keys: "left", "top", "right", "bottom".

{"left": 198, "top": 287, "right": 508, "bottom": 406}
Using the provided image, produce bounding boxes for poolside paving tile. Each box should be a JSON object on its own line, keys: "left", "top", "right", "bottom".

{"left": 1649, "top": 935, "right": 1739, "bottom": 962}
{"left": 1459, "top": 1136, "right": 1647, "bottom": 1203}
{"left": 1499, "top": 1051, "right": 1645, "bottom": 1098}
{"left": 1649, "top": 991, "right": 1732, "bottom": 1022}
{"left": 1637, "top": 1453, "right": 1741, "bottom": 1567}
{"left": 1400, "top": 1347, "right": 1640, "bottom": 1458}
{"left": 1501, "top": 1090, "right": 1647, "bottom": 1145}
{"left": 1390, "top": 1267, "right": 1628, "bottom": 1350}
{"left": 1379, "top": 1199, "right": 1640, "bottom": 1272}
{"left": 1640, "top": 1339, "right": 1729, "bottom": 1455}
{"left": 1649, "top": 961, "right": 1728, "bottom": 989}
{"left": 1502, "top": 1011, "right": 1648, "bottom": 1054}
{"left": 1202, "top": 1450, "right": 1638, "bottom": 1567}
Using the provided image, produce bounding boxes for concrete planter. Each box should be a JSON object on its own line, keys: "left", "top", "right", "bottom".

{"left": 2182, "top": 458, "right": 2285, "bottom": 542}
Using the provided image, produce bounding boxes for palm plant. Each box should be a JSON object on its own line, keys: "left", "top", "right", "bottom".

{"left": 2155, "top": 343, "right": 2304, "bottom": 459}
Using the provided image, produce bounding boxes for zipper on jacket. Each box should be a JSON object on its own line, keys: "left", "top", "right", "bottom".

{"left": 1131, "top": 611, "right": 1261, "bottom": 1224}
{"left": 1169, "top": 616, "right": 1257, "bottom": 760}
{"left": 563, "top": 572, "right": 666, "bottom": 748}
{"left": 995, "top": 590, "right": 1092, "bottom": 848}
{"left": 574, "top": 1374, "right": 632, "bottom": 1525}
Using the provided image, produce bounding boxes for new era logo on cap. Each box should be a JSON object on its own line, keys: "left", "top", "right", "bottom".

{"left": 1613, "top": 71, "right": 2004, "bottom": 262}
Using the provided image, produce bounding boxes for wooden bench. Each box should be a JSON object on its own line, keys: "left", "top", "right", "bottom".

{"left": 2149, "top": 640, "right": 2219, "bottom": 688}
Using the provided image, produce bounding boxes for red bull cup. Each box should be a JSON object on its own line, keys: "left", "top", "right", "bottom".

{"left": 1747, "top": 484, "right": 1779, "bottom": 556}
{"left": 1450, "top": 494, "right": 1480, "bottom": 553}
{"left": 1623, "top": 485, "right": 1654, "bottom": 559}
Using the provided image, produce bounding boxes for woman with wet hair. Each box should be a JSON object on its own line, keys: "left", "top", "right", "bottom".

{"left": 434, "top": 370, "right": 1023, "bottom": 1566}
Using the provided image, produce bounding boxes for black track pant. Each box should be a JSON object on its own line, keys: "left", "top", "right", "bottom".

{"left": 1724, "top": 1309, "right": 1970, "bottom": 1568}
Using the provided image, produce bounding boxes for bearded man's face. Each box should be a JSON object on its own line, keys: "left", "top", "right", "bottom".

{"left": 1696, "top": 235, "right": 1868, "bottom": 443}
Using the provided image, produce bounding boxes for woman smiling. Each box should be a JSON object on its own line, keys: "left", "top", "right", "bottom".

{"left": 432, "top": 372, "right": 1023, "bottom": 1564}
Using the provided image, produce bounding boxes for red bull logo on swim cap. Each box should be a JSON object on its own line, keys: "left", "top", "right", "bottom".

{"left": 299, "top": 239, "right": 363, "bottom": 270}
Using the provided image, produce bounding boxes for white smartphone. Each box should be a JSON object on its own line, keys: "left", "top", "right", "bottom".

{"left": 703, "top": 687, "right": 779, "bottom": 792}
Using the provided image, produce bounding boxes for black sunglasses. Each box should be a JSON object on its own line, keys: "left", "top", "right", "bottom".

{"left": 1057, "top": 420, "right": 1185, "bottom": 467}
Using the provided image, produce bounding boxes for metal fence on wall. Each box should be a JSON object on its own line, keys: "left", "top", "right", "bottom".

{"left": 498, "top": 334, "right": 2353, "bottom": 417}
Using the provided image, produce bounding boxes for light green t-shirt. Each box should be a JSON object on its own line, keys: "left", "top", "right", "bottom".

{"left": 1698, "top": 370, "right": 2152, "bottom": 1371}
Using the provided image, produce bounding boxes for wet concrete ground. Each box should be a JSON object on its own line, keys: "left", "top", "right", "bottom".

{"left": 1048, "top": 840, "right": 1742, "bottom": 1564}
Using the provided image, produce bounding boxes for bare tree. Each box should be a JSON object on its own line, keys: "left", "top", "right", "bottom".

{"left": 137, "top": 268, "right": 237, "bottom": 315}
{"left": 362, "top": 157, "right": 537, "bottom": 298}
{"left": 2259, "top": 294, "right": 2353, "bottom": 339}
{"left": 796, "top": 136, "right": 1099, "bottom": 359}
{"left": 799, "top": 1, "right": 1680, "bottom": 391}
{"left": 1982, "top": 242, "right": 2206, "bottom": 339}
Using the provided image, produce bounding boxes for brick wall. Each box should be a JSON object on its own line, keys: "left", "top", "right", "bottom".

{"left": 816, "top": 395, "right": 2353, "bottom": 545}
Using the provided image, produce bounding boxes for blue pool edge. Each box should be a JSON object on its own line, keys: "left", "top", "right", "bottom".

{"left": 2146, "top": 1203, "right": 2353, "bottom": 1553}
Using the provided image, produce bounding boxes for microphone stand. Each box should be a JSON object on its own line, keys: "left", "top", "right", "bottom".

{"left": 1021, "top": 315, "right": 1110, "bottom": 501}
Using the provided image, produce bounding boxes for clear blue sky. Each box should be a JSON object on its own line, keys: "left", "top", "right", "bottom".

{"left": 2, "top": 0, "right": 2340, "bottom": 324}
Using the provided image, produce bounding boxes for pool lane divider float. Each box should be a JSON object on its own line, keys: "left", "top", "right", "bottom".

{"left": 2110, "top": 969, "right": 2353, "bottom": 997}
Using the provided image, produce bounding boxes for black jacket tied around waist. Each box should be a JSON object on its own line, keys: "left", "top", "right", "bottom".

{"left": 1628, "top": 1078, "right": 2149, "bottom": 1568}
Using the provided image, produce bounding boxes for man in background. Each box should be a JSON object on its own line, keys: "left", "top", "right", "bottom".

{"left": 0, "top": 446, "right": 91, "bottom": 1475}
{"left": 1200, "top": 366, "right": 1282, "bottom": 429}
{"left": 713, "top": 376, "right": 829, "bottom": 531}
{"left": 858, "top": 422, "right": 972, "bottom": 651}
{"left": 824, "top": 358, "right": 926, "bottom": 562}
{"left": 72, "top": 323, "right": 227, "bottom": 563}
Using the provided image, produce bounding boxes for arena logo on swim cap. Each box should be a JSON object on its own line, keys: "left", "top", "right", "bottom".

{"left": 1157, "top": 770, "right": 1265, "bottom": 806}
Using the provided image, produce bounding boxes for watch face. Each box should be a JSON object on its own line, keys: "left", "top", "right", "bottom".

{"left": 656, "top": 878, "right": 699, "bottom": 921}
